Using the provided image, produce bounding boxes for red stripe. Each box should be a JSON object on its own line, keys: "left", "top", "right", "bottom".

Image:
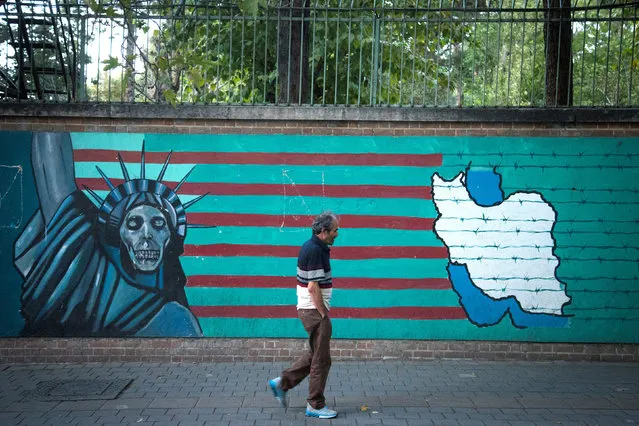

{"left": 191, "top": 305, "right": 466, "bottom": 319}
{"left": 76, "top": 178, "right": 431, "bottom": 199}
{"left": 73, "top": 149, "right": 442, "bottom": 167}
{"left": 183, "top": 244, "right": 448, "bottom": 259}
{"left": 186, "top": 213, "right": 434, "bottom": 230}
{"left": 187, "top": 275, "right": 451, "bottom": 290}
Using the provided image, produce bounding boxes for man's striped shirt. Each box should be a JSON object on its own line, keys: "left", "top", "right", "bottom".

{"left": 296, "top": 235, "right": 333, "bottom": 310}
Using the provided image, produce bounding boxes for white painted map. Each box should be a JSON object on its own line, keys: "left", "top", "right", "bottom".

{"left": 432, "top": 172, "right": 570, "bottom": 315}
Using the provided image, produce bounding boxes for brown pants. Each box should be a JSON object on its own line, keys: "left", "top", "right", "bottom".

{"left": 280, "top": 309, "right": 332, "bottom": 409}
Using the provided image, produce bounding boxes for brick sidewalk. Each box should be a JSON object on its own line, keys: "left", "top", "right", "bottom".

{"left": 1, "top": 360, "right": 638, "bottom": 425}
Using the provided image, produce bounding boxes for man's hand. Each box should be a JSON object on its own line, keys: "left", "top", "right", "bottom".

{"left": 307, "top": 281, "right": 328, "bottom": 318}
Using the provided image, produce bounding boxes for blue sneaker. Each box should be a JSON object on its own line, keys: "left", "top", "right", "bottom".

{"left": 268, "top": 377, "right": 287, "bottom": 408}
{"left": 305, "top": 403, "right": 338, "bottom": 419}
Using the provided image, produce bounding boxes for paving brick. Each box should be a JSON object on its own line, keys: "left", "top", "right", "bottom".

{"left": 148, "top": 397, "right": 198, "bottom": 409}
{"left": 0, "top": 360, "right": 637, "bottom": 425}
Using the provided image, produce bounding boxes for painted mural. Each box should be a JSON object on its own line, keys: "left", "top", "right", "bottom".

{"left": 14, "top": 133, "right": 203, "bottom": 337}
{"left": 0, "top": 131, "right": 638, "bottom": 342}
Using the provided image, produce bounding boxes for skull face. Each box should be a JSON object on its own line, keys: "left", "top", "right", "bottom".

{"left": 119, "top": 205, "right": 171, "bottom": 272}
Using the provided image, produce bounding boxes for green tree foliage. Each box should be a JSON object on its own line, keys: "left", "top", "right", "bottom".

{"left": 66, "top": 0, "right": 639, "bottom": 106}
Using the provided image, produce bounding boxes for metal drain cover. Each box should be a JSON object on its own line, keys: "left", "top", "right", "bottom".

{"left": 31, "top": 379, "right": 132, "bottom": 401}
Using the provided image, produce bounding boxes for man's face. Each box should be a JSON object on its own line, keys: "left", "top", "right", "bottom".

{"left": 320, "top": 220, "right": 339, "bottom": 245}
{"left": 119, "top": 205, "right": 171, "bottom": 272}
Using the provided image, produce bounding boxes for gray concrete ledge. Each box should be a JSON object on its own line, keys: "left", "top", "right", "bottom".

{"left": 1, "top": 102, "right": 638, "bottom": 123}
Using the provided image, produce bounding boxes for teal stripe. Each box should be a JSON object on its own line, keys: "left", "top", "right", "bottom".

{"left": 73, "top": 133, "right": 447, "bottom": 154}
{"left": 181, "top": 257, "right": 449, "bottom": 279}
{"left": 71, "top": 132, "right": 145, "bottom": 150}
{"left": 72, "top": 133, "right": 639, "bottom": 155}
{"left": 437, "top": 167, "right": 639, "bottom": 192}
{"left": 557, "top": 262, "right": 638, "bottom": 279}
{"left": 196, "top": 317, "right": 638, "bottom": 342}
{"left": 554, "top": 206, "right": 639, "bottom": 222}
{"left": 554, "top": 236, "right": 635, "bottom": 251}
{"left": 556, "top": 280, "right": 638, "bottom": 292}
{"left": 184, "top": 288, "right": 460, "bottom": 308}
{"left": 444, "top": 154, "right": 638, "bottom": 168}
{"left": 75, "top": 162, "right": 437, "bottom": 186}
{"left": 185, "top": 227, "right": 442, "bottom": 246}
{"left": 199, "top": 317, "right": 307, "bottom": 338}
{"left": 436, "top": 136, "right": 639, "bottom": 156}
{"left": 86, "top": 190, "right": 436, "bottom": 217}
{"left": 145, "top": 134, "right": 448, "bottom": 153}
{"left": 554, "top": 221, "right": 639, "bottom": 234}
{"left": 555, "top": 247, "right": 639, "bottom": 261}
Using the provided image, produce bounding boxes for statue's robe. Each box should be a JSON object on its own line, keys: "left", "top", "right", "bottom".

{"left": 14, "top": 191, "right": 203, "bottom": 337}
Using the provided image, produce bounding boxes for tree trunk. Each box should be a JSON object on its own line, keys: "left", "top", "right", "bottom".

{"left": 544, "top": 0, "right": 573, "bottom": 106}
{"left": 277, "top": 0, "right": 310, "bottom": 104}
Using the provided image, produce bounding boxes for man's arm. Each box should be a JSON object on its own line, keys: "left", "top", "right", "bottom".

{"left": 307, "top": 281, "right": 328, "bottom": 318}
{"left": 32, "top": 132, "right": 78, "bottom": 226}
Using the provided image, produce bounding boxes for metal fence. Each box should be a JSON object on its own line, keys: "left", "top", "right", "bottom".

{"left": 1, "top": 0, "right": 637, "bottom": 107}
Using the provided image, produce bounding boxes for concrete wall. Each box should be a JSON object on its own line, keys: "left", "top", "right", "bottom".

{"left": 0, "top": 105, "right": 638, "bottom": 361}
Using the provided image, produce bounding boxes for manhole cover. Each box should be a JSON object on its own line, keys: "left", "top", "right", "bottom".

{"left": 30, "top": 379, "right": 132, "bottom": 401}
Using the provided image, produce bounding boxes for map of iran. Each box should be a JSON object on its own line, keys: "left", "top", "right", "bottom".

{"left": 432, "top": 169, "right": 572, "bottom": 328}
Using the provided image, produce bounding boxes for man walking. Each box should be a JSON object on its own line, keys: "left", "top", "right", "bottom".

{"left": 269, "top": 212, "right": 339, "bottom": 419}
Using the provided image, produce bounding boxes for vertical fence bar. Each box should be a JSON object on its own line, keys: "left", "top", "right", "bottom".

{"left": 240, "top": 6, "right": 246, "bottom": 103}
{"left": 383, "top": 14, "right": 390, "bottom": 105}
{"left": 567, "top": 2, "right": 574, "bottom": 105}
{"left": 264, "top": 3, "right": 270, "bottom": 103}
{"left": 410, "top": 1, "right": 418, "bottom": 106}
{"left": 446, "top": 2, "right": 454, "bottom": 106}
{"left": 286, "top": 0, "right": 292, "bottom": 104}
{"left": 107, "top": 18, "right": 112, "bottom": 102}
{"left": 143, "top": 6, "right": 150, "bottom": 103}
{"left": 310, "top": 0, "right": 318, "bottom": 105}
{"left": 399, "top": 8, "right": 406, "bottom": 105}
{"left": 251, "top": 9, "right": 257, "bottom": 103}
{"left": 470, "top": 1, "right": 478, "bottom": 106}
{"left": 298, "top": 0, "right": 306, "bottom": 105}
{"left": 518, "top": 3, "right": 526, "bottom": 106}
{"left": 591, "top": 5, "right": 601, "bottom": 105}
{"left": 530, "top": 0, "right": 538, "bottom": 105}
{"left": 629, "top": 5, "right": 637, "bottom": 105}
{"left": 79, "top": 15, "right": 86, "bottom": 101}
{"left": 371, "top": 13, "right": 379, "bottom": 105}
{"left": 482, "top": 0, "right": 489, "bottom": 106}
{"left": 216, "top": 4, "right": 222, "bottom": 104}
{"left": 495, "top": 0, "right": 503, "bottom": 106}
{"left": 357, "top": 11, "right": 364, "bottom": 106}
{"left": 228, "top": 7, "right": 235, "bottom": 104}
{"left": 458, "top": 4, "right": 465, "bottom": 107}
{"left": 506, "top": 0, "right": 515, "bottom": 105}
{"left": 346, "top": 1, "right": 353, "bottom": 105}
{"left": 614, "top": 7, "right": 623, "bottom": 106}
{"left": 603, "top": 5, "right": 613, "bottom": 105}
{"left": 334, "top": 2, "right": 341, "bottom": 105}
{"left": 322, "top": 1, "right": 328, "bottom": 105}
{"left": 434, "top": 0, "right": 442, "bottom": 105}
{"left": 578, "top": 4, "right": 587, "bottom": 106}
{"left": 424, "top": 0, "right": 432, "bottom": 106}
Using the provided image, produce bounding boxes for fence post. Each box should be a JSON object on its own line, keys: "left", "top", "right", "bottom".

{"left": 371, "top": 12, "right": 380, "bottom": 106}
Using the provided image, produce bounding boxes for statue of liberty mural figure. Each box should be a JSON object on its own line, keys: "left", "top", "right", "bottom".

{"left": 14, "top": 132, "right": 205, "bottom": 337}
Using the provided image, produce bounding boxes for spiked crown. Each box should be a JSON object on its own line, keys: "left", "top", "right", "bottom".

{"left": 82, "top": 141, "right": 208, "bottom": 247}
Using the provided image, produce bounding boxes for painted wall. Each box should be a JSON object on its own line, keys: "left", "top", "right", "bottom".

{"left": 1, "top": 131, "right": 638, "bottom": 342}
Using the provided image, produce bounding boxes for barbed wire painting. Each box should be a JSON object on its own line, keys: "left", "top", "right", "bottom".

{"left": 433, "top": 168, "right": 570, "bottom": 328}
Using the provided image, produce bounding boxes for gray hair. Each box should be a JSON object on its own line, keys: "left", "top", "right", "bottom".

{"left": 311, "top": 211, "right": 338, "bottom": 235}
